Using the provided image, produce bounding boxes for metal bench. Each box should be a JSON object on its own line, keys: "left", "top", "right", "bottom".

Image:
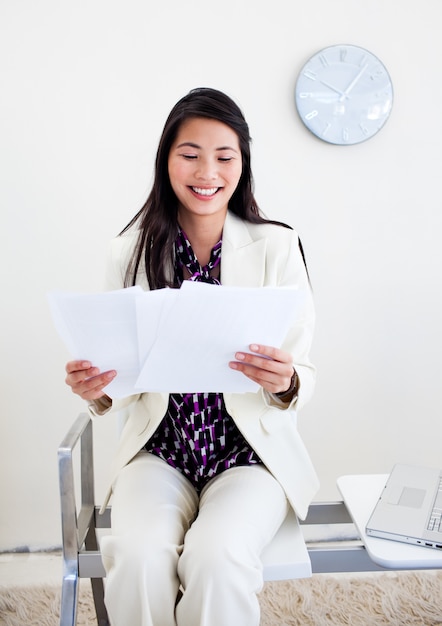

{"left": 58, "top": 412, "right": 384, "bottom": 626}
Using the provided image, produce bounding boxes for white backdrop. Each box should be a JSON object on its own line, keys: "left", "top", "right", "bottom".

{"left": 1, "top": 0, "right": 441, "bottom": 550}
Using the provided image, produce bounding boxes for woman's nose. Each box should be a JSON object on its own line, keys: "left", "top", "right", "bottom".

{"left": 195, "top": 159, "right": 217, "bottom": 180}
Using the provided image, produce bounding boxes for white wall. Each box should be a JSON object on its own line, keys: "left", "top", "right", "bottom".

{"left": 1, "top": 0, "right": 441, "bottom": 550}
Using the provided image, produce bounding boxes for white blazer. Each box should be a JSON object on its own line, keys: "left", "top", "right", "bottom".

{"left": 94, "top": 211, "right": 319, "bottom": 520}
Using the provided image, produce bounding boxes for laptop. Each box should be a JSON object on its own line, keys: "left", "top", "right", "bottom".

{"left": 366, "top": 464, "right": 442, "bottom": 550}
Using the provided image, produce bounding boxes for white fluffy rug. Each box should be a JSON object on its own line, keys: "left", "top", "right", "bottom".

{"left": 1, "top": 572, "right": 442, "bottom": 625}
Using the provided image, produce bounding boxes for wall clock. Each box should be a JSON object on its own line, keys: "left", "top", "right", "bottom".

{"left": 295, "top": 44, "right": 393, "bottom": 145}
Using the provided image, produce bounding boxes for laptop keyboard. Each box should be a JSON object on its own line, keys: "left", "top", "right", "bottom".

{"left": 427, "top": 476, "right": 442, "bottom": 532}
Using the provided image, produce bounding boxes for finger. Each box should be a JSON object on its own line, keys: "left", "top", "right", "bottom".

{"left": 72, "top": 371, "right": 117, "bottom": 400}
{"left": 65, "top": 360, "right": 93, "bottom": 374}
{"left": 229, "top": 359, "right": 289, "bottom": 389}
{"left": 231, "top": 351, "right": 292, "bottom": 377}
{"left": 67, "top": 368, "right": 115, "bottom": 390}
{"left": 233, "top": 352, "right": 280, "bottom": 370}
{"left": 74, "top": 370, "right": 116, "bottom": 390}
{"left": 248, "top": 344, "right": 292, "bottom": 364}
{"left": 66, "top": 366, "right": 100, "bottom": 386}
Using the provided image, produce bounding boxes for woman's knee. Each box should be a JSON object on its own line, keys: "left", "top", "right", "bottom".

{"left": 102, "top": 534, "right": 181, "bottom": 626}
{"left": 102, "top": 532, "right": 181, "bottom": 581}
{"left": 178, "top": 527, "right": 262, "bottom": 587}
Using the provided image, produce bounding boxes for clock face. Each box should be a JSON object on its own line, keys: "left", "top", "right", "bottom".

{"left": 295, "top": 45, "right": 393, "bottom": 145}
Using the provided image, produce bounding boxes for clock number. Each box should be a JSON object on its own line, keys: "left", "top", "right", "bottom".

{"left": 305, "top": 110, "right": 319, "bottom": 120}
{"left": 342, "top": 127, "right": 350, "bottom": 142}
{"left": 319, "top": 54, "right": 329, "bottom": 67}
{"left": 303, "top": 69, "right": 317, "bottom": 81}
{"left": 359, "top": 123, "right": 370, "bottom": 136}
{"left": 322, "top": 122, "right": 331, "bottom": 136}
{"left": 369, "top": 66, "right": 384, "bottom": 81}
{"left": 339, "top": 48, "right": 347, "bottom": 63}
{"left": 299, "top": 92, "right": 313, "bottom": 99}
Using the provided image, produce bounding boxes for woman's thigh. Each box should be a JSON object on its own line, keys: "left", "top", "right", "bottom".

{"left": 110, "top": 451, "right": 199, "bottom": 541}
{"left": 179, "top": 464, "right": 289, "bottom": 576}
{"left": 199, "top": 464, "right": 288, "bottom": 547}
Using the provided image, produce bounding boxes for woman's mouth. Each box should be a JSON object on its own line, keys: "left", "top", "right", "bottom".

{"left": 191, "top": 187, "right": 220, "bottom": 197}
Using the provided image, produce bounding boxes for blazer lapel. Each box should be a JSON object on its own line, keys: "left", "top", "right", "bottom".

{"left": 220, "top": 212, "right": 267, "bottom": 287}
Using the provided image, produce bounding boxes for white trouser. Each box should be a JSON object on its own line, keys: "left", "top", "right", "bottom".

{"left": 100, "top": 451, "right": 289, "bottom": 626}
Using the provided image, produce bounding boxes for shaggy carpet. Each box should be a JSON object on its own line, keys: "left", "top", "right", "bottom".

{"left": 1, "top": 572, "right": 442, "bottom": 625}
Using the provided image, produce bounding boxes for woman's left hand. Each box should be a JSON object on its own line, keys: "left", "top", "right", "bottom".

{"left": 229, "top": 344, "right": 295, "bottom": 395}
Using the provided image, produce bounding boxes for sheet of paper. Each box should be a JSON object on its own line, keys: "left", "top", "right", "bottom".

{"left": 48, "top": 283, "right": 305, "bottom": 398}
{"left": 135, "top": 281, "right": 303, "bottom": 393}
{"left": 136, "top": 288, "right": 179, "bottom": 364}
{"left": 48, "top": 287, "right": 143, "bottom": 398}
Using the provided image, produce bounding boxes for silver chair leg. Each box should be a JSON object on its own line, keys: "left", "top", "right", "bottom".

{"left": 58, "top": 413, "right": 110, "bottom": 626}
{"left": 85, "top": 521, "right": 109, "bottom": 625}
{"left": 59, "top": 572, "right": 79, "bottom": 626}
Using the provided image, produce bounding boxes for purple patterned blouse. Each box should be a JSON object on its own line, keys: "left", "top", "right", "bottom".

{"left": 144, "top": 229, "right": 262, "bottom": 492}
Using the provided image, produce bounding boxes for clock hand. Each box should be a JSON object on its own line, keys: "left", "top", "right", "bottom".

{"left": 339, "top": 64, "right": 369, "bottom": 101}
{"left": 319, "top": 80, "right": 345, "bottom": 97}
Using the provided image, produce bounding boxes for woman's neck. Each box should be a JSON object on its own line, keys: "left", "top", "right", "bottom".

{"left": 178, "top": 212, "right": 226, "bottom": 266}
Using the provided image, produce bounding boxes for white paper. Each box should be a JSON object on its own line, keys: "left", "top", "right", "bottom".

{"left": 136, "top": 282, "right": 301, "bottom": 392}
{"left": 48, "top": 283, "right": 305, "bottom": 398}
{"left": 48, "top": 287, "right": 144, "bottom": 398}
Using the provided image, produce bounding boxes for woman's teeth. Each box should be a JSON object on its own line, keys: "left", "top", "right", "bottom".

{"left": 192, "top": 187, "right": 218, "bottom": 196}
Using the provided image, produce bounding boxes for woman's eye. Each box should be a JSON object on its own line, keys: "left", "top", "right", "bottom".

{"left": 182, "top": 154, "right": 197, "bottom": 160}
{"left": 218, "top": 157, "right": 232, "bottom": 162}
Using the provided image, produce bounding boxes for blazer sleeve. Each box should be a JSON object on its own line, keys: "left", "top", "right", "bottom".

{"left": 263, "top": 231, "right": 316, "bottom": 412}
{"left": 88, "top": 231, "right": 143, "bottom": 419}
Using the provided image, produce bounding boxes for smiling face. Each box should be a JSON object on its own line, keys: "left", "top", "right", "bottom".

{"left": 168, "top": 117, "right": 243, "bottom": 228}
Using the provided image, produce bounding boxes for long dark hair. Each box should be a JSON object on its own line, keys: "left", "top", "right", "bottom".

{"left": 121, "top": 87, "right": 291, "bottom": 289}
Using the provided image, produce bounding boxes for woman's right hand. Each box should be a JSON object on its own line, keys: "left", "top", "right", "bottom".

{"left": 65, "top": 360, "right": 116, "bottom": 401}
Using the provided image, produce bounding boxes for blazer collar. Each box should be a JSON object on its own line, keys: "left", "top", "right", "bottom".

{"left": 220, "top": 211, "right": 267, "bottom": 287}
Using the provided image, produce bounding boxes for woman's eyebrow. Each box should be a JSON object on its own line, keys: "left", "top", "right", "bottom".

{"left": 216, "top": 145, "right": 239, "bottom": 153}
{"left": 175, "top": 141, "right": 239, "bottom": 153}
{"left": 176, "top": 142, "right": 201, "bottom": 149}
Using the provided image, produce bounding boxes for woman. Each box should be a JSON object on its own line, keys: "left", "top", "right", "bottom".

{"left": 65, "top": 88, "right": 319, "bottom": 626}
